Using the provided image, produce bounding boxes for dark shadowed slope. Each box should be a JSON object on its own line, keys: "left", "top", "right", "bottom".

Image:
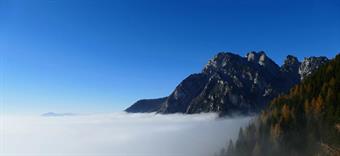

{"left": 218, "top": 53, "right": 340, "bottom": 156}
{"left": 125, "top": 97, "right": 167, "bottom": 113}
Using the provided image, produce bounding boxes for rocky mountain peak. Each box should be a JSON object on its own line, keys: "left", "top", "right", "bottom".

{"left": 246, "top": 51, "right": 265, "bottom": 63}
{"left": 281, "top": 55, "right": 301, "bottom": 84}
{"left": 284, "top": 55, "right": 300, "bottom": 66}
{"left": 126, "top": 51, "right": 330, "bottom": 116}
{"left": 245, "top": 51, "right": 268, "bottom": 65}
{"left": 206, "top": 52, "right": 240, "bottom": 65}
{"left": 203, "top": 52, "right": 244, "bottom": 75}
{"left": 281, "top": 55, "right": 301, "bottom": 73}
{"left": 245, "top": 51, "right": 280, "bottom": 69}
{"left": 299, "top": 56, "right": 329, "bottom": 80}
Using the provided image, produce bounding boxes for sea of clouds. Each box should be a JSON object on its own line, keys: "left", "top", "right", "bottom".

{"left": 0, "top": 112, "right": 252, "bottom": 156}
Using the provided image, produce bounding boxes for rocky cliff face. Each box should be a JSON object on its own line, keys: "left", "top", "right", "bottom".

{"left": 299, "top": 56, "right": 329, "bottom": 80}
{"left": 125, "top": 51, "right": 329, "bottom": 115}
{"left": 281, "top": 55, "right": 301, "bottom": 84}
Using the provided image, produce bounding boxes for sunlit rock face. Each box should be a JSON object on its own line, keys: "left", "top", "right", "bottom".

{"left": 126, "top": 51, "right": 328, "bottom": 115}
{"left": 299, "top": 56, "right": 329, "bottom": 80}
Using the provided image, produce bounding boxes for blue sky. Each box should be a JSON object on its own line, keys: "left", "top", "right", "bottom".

{"left": 1, "top": 0, "right": 340, "bottom": 114}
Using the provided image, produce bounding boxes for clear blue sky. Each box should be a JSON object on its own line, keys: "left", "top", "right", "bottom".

{"left": 1, "top": 0, "right": 339, "bottom": 114}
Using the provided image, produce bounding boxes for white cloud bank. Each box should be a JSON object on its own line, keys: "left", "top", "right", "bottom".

{"left": 1, "top": 112, "right": 252, "bottom": 156}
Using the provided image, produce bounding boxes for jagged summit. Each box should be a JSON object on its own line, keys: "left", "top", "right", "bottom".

{"left": 204, "top": 51, "right": 280, "bottom": 74}
{"left": 203, "top": 52, "right": 244, "bottom": 75}
{"left": 282, "top": 55, "right": 301, "bottom": 73}
{"left": 204, "top": 52, "right": 241, "bottom": 67}
{"left": 299, "top": 56, "right": 329, "bottom": 80}
{"left": 281, "top": 55, "right": 301, "bottom": 84}
{"left": 125, "top": 51, "right": 329, "bottom": 115}
{"left": 284, "top": 55, "right": 299, "bottom": 65}
{"left": 246, "top": 51, "right": 266, "bottom": 65}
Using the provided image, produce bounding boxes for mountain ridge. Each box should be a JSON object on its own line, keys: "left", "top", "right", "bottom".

{"left": 125, "top": 51, "right": 329, "bottom": 115}
{"left": 125, "top": 97, "right": 167, "bottom": 113}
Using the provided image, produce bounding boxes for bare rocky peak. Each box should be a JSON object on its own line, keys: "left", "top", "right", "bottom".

{"left": 126, "top": 51, "right": 330, "bottom": 115}
{"left": 203, "top": 51, "right": 280, "bottom": 74}
{"left": 284, "top": 55, "right": 300, "bottom": 67}
{"left": 246, "top": 51, "right": 267, "bottom": 65}
{"left": 282, "top": 55, "right": 301, "bottom": 73}
{"left": 281, "top": 55, "right": 301, "bottom": 84}
{"left": 299, "top": 56, "right": 329, "bottom": 80}
{"left": 203, "top": 52, "right": 243, "bottom": 74}
{"left": 246, "top": 51, "right": 279, "bottom": 68}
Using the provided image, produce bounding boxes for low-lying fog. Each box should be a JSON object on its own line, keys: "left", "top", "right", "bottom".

{"left": 1, "top": 112, "right": 252, "bottom": 156}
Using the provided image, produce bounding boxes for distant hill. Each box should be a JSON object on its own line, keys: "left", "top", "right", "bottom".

{"left": 125, "top": 51, "right": 328, "bottom": 115}
{"left": 218, "top": 54, "right": 340, "bottom": 156}
{"left": 41, "top": 112, "right": 75, "bottom": 117}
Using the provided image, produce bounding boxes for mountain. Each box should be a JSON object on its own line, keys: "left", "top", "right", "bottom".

{"left": 125, "top": 97, "right": 167, "bottom": 113}
{"left": 125, "top": 51, "right": 328, "bottom": 115}
{"left": 218, "top": 54, "right": 340, "bottom": 156}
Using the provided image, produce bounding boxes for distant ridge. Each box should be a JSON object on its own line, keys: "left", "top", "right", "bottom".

{"left": 41, "top": 112, "right": 76, "bottom": 117}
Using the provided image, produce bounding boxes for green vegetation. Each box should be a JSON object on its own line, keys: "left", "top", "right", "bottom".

{"left": 218, "top": 54, "right": 340, "bottom": 156}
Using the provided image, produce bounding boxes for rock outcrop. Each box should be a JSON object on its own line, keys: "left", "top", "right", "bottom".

{"left": 299, "top": 56, "right": 329, "bottom": 80}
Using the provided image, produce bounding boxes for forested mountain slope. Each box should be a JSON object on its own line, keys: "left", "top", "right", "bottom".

{"left": 219, "top": 54, "right": 340, "bottom": 156}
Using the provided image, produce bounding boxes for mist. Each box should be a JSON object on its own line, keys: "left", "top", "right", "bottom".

{"left": 1, "top": 112, "right": 252, "bottom": 156}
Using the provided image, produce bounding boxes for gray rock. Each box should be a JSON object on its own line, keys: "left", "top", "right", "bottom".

{"left": 299, "top": 56, "right": 329, "bottom": 80}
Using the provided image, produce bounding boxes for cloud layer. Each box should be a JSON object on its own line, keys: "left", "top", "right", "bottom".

{"left": 1, "top": 112, "right": 251, "bottom": 156}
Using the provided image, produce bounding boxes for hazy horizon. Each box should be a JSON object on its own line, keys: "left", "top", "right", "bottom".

{"left": 1, "top": 112, "right": 252, "bottom": 156}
